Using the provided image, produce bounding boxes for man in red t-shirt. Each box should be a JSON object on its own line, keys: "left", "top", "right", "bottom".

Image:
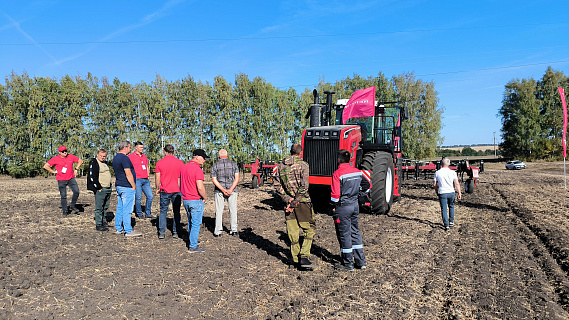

{"left": 155, "top": 144, "right": 184, "bottom": 239}
{"left": 181, "top": 149, "right": 209, "bottom": 252}
{"left": 128, "top": 141, "right": 154, "bottom": 219}
{"left": 43, "top": 146, "right": 84, "bottom": 217}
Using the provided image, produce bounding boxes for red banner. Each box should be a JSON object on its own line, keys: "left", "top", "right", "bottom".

{"left": 559, "top": 87, "right": 567, "bottom": 158}
{"left": 342, "top": 86, "right": 376, "bottom": 124}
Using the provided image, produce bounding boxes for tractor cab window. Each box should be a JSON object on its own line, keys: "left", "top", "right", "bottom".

{"left": 346, "top": 107, "right": 400, "bottom": 145}
{"left": 345, "top": 117, "right": 374, "bottom": 143}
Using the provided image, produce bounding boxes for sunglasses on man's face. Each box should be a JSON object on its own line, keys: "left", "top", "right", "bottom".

{"left": 60, "top": 150, "right": 68, "bottom": 153}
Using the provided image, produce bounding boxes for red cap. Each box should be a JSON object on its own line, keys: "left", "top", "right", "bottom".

{"left": 58, "top": 146, "right": 67, "bottom": 152}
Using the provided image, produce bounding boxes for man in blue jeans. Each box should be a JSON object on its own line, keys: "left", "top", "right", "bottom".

{"left": 129, "top": 141, "right": 153, "bottom": 219}
{"left": 433, "top": 157, "right": 462, "bottom": 231}
{"left": 113, "top": 140, "right": 142, "bottom": 237}
{"left": 181, "top": 149, "right": 209, "bottom": 252}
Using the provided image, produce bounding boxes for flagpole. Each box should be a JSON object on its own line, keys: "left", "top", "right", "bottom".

{"left": 559, "top": 87, "right": 567, "bottom": 189}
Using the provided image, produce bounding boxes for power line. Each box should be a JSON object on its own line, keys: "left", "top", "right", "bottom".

{"left": 278, "top": 59, "right": 569, "bottom": 88}
{"left": 0, "top": 22, "right": 566, "bottom": 46}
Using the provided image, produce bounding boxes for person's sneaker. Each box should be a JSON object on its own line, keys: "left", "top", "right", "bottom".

{"left": 445, "top": 226, "right": 450, "bottom": 231}
{"left": 70, "top": 207, "right": 80, "bottom": 215}
{"left": 114, "top": 230, "right": 124, "bottom": 235}
{"left": 158, "top": 234, "right": 165, "bottom": 240}
{"left": 145, "top": 215, "right": 154, "bottom": 219}
{"left": 95, "top": 225, "right": 109, "bottom": 232}
{"left": 188, "top": 246, "right": 205, "bottom": 253}
{"left": 355, "top": 264, "right": 367, "bottom": 270}
{"left": 125, "top": 232, "right": 142, "bottom": 237}
{"left": 449, "top": 222, "right": 455, "bottom": 227}
{"left": 334, "top": 263, "right": 355, "bottom": 271}
{"left": 230, "top": 231, "right": 239, "bottom": 237}
{"left": 299, "top": 258, "right": 315, "bottom": 269}
{"left": 172, "top": 233, "right": 179, "bottom": 239}
{"left": 213, "top": 233, "right": 221, "bottom": 238}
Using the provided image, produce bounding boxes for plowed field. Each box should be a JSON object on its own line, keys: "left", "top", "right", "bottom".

{"left": 1, "top": 161, "right": 569, "bottom": 319}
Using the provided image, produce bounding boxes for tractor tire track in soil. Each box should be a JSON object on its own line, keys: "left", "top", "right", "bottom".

{"left": 0, "top": 162, "right": 569, "bottom": 319}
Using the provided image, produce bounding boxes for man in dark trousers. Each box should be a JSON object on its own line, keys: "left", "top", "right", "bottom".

{"left": 87, "top": 148, "right": 112, "bottom": 231}
{"left": 43, "top": 145, "right": 83, "bottom": 217}
{"left": 330, "top": 149, "right": 371, "bottom": 271}
{"left": 155, "top": 144, "right": 184, "bottom": 239}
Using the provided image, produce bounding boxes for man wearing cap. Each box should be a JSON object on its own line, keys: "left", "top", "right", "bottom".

{"left": 211, "top": 149, "right": 240, "bottom": 237}
{"left": 43, "top": 146, "right": 83, "bottom": 217}
{"left": 155, "top": 144, "right": 184, "bottom": 239}
{"left": 181, "top": 149, "right": 209, "bottom": 252}
{"left": 113, "top": 140, "right": 142, "bottom": 237}
{"left": 128, "top": 141, "right": 154, "bottom": 219}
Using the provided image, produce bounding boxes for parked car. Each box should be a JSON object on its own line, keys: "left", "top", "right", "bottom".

{"left": 505, "top": 160, "right": 526, "bottom": 170}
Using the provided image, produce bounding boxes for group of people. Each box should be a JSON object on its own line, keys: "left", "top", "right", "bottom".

{"left": 43, "top": 141, "right": 239, "bottom": 252}
{"left": 44, "top": 141, "right": 462, "bottom": 271}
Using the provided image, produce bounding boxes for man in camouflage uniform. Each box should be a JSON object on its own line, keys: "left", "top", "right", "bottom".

{"left": 274, "top": 144, "right": 316, "bottom": 269}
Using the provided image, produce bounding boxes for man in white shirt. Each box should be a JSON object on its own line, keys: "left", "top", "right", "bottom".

{"left": 433, "top": 158, "right": 462, "bottom": 231}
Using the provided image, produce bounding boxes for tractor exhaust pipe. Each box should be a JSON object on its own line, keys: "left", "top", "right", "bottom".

{"left": 309, "top": 89, "right": 321, "bottom": 127}
{"left": 323, "top": 91, "right": 335, "bottom": 127}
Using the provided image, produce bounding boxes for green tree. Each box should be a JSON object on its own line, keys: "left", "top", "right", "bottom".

{"left": 393, "top": 73, "right": 442, "bottom": 159}
{"left": 499, "top": 78, "right": 541, "bottom": 159}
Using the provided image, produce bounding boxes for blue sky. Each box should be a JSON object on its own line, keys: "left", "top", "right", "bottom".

{"left": 1, "top": 1, "right": 568, "bottom": 146}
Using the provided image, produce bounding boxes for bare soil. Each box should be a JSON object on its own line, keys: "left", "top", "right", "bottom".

{"left": 1, "top": 162, "right": 569, "bottom": 319}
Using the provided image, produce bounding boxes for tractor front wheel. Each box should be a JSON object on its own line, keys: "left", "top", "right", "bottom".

{"left": 251, "top": 176, "right": 260, "bottom": 189}
{"left": 361, "top": 151, "right": 395, "bottom": 214}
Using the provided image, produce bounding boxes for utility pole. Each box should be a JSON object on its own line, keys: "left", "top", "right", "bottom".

{"left": 493, "top": 132, "right": 496, "bottom": 158}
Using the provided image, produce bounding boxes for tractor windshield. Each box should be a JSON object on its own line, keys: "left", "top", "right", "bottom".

{"left": 345, "top": 107, "right": 400, "bottom": 145}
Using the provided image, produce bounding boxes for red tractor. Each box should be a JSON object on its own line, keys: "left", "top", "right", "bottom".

{"left": 302, "top": 90, "right": 408, "bottom": 214}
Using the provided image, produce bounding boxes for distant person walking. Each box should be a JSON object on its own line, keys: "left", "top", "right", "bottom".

{"left": 155, "top": 144, "right": 184, "bottom": 240}
{"left": 129, "top": 141, "right": 154, "bottom": 219}
{"left": 274, "top": 144, "right": 316, "bottom": 270}
{"left": 87, "top": 148, "right": 112, "bottom": 231}
{"left": 181, "top": 149, "right": 209, "bottom": 252}
{"left": 113, "top": 140, "right": 142, "bottom": 237}
{"left": 330, "top": 150, "right": 371, "bottom": 271}
{"left": 211, "top": 149, "right": 240, "bottom": 237}
{"left": 433, "top": 157, "right": 462, "bottom": 231}
{"left": 43, "top": 146, "right": 83, "bottom": 217}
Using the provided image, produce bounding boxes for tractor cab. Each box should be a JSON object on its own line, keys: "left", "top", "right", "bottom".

{"left": 336, "top": 98, "right": 407, "bottom": 157}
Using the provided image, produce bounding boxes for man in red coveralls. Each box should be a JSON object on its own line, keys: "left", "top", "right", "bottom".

{"left": 43, "top": 146, "right": 84, "bottom": 217}
{"left": 330, "top": 149, "right": 371, "bottom": 271}
{"left": 129, "top": 141, "right": 154, "bottom": 219}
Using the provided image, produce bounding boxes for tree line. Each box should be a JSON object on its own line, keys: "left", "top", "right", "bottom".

{"left": 499, "top": 67, "right": 569, "bottom": 160}
{"left": 436, "top": 147, "right": 500, "bottom": 158}
{"left": 0, "top": 71, "right": 442, "bottom": 177}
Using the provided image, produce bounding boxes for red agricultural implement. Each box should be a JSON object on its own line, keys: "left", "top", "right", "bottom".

{"left": 244, "top": 158, "right": 278, "bottom": 188}
{"left": 400, "top": 159, "right": 483, "bottom": 194}
{"left": 300, "top": 89, "right": 482, "bottom": 214}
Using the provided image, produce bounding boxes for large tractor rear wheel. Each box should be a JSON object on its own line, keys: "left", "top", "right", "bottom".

{"left": 361, "top": 151, "right": 395, "bottom": 214}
